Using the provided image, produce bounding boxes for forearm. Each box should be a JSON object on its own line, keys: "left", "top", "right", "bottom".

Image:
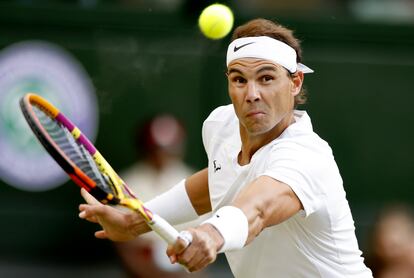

{"left": 232, "top": 175, "right": 302, "bottom": 244}
{"left": 167, "top": 177, "right": 301, "bottom": 269}
{"left": 185, "top": 167, "right": 211, "bottom": 215}
{"left": 202, "top": 175, "right": 302, "bottom": 252}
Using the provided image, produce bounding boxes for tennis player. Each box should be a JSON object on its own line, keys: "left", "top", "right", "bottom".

{"left": 79, "top": 18, "right": 373, "bottom": 277}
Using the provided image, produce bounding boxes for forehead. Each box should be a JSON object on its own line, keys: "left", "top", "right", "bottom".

{"left": 227, "top": 58, "right": 285, "bottom": 74}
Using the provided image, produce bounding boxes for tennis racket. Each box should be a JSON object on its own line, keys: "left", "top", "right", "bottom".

{"left": 19, "top": 93, "right": 187, "bottom": 245}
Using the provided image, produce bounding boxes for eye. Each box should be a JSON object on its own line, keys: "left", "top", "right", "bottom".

{"left": 261, "top": 75, "right": 274, "bottom": 83}
{"left": 232, "top": 76, "right": 246, "bottom": 84}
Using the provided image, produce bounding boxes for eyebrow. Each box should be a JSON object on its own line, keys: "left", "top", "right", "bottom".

{"left": 227, "top": 65, "right": 278, "bottom": 76}
{"left": 256, "top": 66, "right": 278, "bottom": 74}
{"left": 227, "top": 68, "right": 243, "bottom": 75}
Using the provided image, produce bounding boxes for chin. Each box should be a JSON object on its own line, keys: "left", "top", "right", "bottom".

{"left": 245, "top": 124, "right": 271, "bottom": 136}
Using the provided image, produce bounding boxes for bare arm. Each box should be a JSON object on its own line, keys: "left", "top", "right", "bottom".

{"left": 168, "top": 175, "right": 303, "bottom": 272}
{"left": 232, "top": 175, "right": 303, "bottom": 245}
{"left": 185, "top": 167, "right": 211, "bottom": 215}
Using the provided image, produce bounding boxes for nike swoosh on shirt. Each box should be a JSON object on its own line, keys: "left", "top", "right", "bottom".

{"left": 233, "top": 42, "right": 255, "bottom": 52}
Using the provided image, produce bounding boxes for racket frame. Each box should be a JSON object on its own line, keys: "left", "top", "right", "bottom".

{"left": 20, "top": 93, "right": 181, "bottom": 244}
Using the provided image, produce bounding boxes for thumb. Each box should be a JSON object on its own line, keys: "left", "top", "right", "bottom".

{"left": 95, "top": 230, "right": 108, "bottom": 239}
{"left": 166, "top": 232, "right": 191, "bottom": 264}
{"left": 166, "top": 245, "right": 177, "bottom": 264}
{"left": 81, "top": 188, "right": 101, "bottom": 205}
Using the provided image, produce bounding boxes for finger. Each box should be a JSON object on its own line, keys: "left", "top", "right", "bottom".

{"left": 183, "top": 253, "right": 204, "bottom": 272}
{"left": 187, "top": 250, "right": 205, "bottom": 268}
{"left": 176, "top": 246, "right": 198, "bottom": 267}
{"left": 80, "top": 203, "right": 107, "bottom": 216}
{"left": 79, "top": 204, "right": 107, "bottom": 224}
{"left": 166, "top": 245, "right": 178, "bottom": 264}
{"left": 166, "top": 244, "right": 174, "bottom": 257}
{"left": 169, "top": 254, "right": 177, "bottom": 264}
{"left": 174, "top": 231, "right": 192, "bottom": 254}
{"left": 177, "top": 230, "right": 192, "bottom": 249}
{"left": 173, "top": 239, "right": 190, "bottom": 265}
{"left": 78, "top": 210, "right": 98, "bottom": 223}
{"left": 95, "top": 230, "right": 108, "bottom": 239}
{"left": 86, "top": 216, "right": 99, "bottom": 223}
{"left": 78, "top": 204, "right": 92, "bottom": 213}
{"left": 188, "top": 256, "right": 212, "bottom": 273}
{"left": 167, "top": 230, "right": 194, "bottom": 265}
{"left": 78, "top": 209, "right": 87, "bottom": 218}
{"left": 80, "top": 188, "right": 101, "bottom": 205}
{"left": 185, "top": 248, "right": 217, "bottom": 272}
{"left": 79, "top": 205, "right": 97, "bottom": 217}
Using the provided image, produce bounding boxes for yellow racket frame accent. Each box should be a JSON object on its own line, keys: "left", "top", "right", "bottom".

{"left": 71, "top": 127, "right": 82, "bottom": 140}
{"left": 92, "top": 151, "right": 152, "bottom": 222}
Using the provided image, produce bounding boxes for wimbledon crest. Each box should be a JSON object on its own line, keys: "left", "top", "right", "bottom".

{"left": 0, "top": 41, "right": 98, "bottom": 191}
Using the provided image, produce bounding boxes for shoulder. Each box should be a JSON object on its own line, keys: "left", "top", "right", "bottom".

{"left": 276, "top": 110, "right": 334, "bottom": 158}
{"left": 202, "top": 104, "right": 237, "bottom": 138}
{"left": 262, "top": 141, "right": 342, "bottom": 217}
{"left": 263, "top": 112, "right": 342, "bottom": 191}
{"left": 202, "top": 104, "right": 238, "bottom": 155}
{"left": 267, "top": 130, "right": 337, "bottom": 178}
{"left": 203, "top": 104, "right": 236, "bottom": 124}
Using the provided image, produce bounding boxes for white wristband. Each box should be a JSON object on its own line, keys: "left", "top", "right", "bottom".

{"left": 202, "top": 206, "right": 248, "bottom": 253}
{"left": 145, "top": 179, "right": 198, "bottom": 225}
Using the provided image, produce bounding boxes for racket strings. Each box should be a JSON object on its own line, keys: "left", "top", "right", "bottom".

{"left": 33, "top": 105, "right": 112, "bottom": 193}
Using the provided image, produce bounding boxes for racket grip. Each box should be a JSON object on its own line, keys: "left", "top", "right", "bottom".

{"left": 149, "top": 214, "right": 182, "bottom": 245}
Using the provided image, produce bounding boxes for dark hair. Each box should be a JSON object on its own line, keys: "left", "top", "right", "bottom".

{"left": 231, "top": 18, "right": 307, "bottom": 106}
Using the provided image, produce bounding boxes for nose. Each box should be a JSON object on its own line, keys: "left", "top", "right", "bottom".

{"left": 246, "top": 82, "right": 260, "bottom": 103}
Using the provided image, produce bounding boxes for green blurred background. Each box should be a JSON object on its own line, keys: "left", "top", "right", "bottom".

{"left": 0, "top": 0, "right": 413, "bottom": 276}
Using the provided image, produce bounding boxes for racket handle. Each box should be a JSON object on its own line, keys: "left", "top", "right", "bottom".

{"left": 150, "top": 214, "right": 186, "bottom": 246}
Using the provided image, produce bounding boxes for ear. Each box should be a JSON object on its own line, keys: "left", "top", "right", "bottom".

{"left": 290, "top": 71, "right": 304, "bottom": 96}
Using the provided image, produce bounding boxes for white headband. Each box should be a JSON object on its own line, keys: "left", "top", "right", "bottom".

{"left": 226, "top": 36, "right": 314, "bottom": 74}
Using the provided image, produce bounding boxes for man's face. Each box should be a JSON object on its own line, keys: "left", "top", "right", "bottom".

{"left": 227, "top": 58, "right": 303, "bottom": 136}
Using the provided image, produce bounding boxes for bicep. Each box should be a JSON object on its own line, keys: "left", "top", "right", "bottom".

{"left": 185, "top": 168, "right": 212, "bottom": 215}
{"left": 232, "top": 176, "right": 303, "bottom": 244}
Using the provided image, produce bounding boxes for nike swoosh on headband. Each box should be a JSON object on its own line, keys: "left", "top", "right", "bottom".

{"left": 233, "top": 42, "right": 255, "bottom": 52}
{"left": 227, "top": 36, "right": 314, "bottom": 73}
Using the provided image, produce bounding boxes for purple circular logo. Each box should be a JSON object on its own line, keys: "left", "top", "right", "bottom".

{"left": 0, "top": 41, "right": 98, "bottom": 191}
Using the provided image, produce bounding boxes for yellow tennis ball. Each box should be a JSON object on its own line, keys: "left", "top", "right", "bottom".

{"left": 198, "top": 4, "right": 234, "bottom": 40}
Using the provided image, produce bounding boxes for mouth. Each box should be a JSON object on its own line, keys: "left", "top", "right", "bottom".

{"left": 246, "top": 110, "right": 265, "bottom": 117}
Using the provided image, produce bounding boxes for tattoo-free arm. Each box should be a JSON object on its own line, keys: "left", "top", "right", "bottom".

{"left": 185, "top": 167, "right": 212, "bottom": 215}
{"left": 232, "top": 175, "right": 303, "bottom": 245}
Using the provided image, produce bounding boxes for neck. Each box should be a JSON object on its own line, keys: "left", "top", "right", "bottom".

{"left": 238, "top": 111, "right": 295, "bottom": 166}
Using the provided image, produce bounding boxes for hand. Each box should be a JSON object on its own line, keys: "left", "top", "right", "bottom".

{"left": 166, "top": 224, "right": 224, "bottom": 272}
{"left": 78, "top": 188, "right": 150, "bottom": 241}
